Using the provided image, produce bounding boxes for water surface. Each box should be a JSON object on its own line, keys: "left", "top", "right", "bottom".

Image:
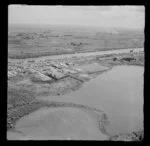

{"left": 8, "top": 107, "right": 108, "bottom": 140}
{"left": 38, "top": 65, "right": 144, "bottom": 135}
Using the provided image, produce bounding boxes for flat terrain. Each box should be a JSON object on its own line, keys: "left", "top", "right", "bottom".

{"left": 8, "top": 24, "right": 144, "bottom": 59}
{"left": 7, "top": 25, "right": 144, "bottom": 141}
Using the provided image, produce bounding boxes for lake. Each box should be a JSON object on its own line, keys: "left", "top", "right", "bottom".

{"left": 7, "top": 65, "right": 144, "bottom": 139}
{"left": 37, "top": 65, "right": 144, "bottom": 135}
{"left": 7, "top": 107, "right": 109, "bottom": 140}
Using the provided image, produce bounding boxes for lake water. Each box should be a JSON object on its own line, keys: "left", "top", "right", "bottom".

{"left": 7, "top": 107, "right": 108, "bottom": 140}
{"left": 8, "top": 65, "right": 144, "bottom": 139}
{"left": 37, "top": 65, "right": 144, "bottom": 135}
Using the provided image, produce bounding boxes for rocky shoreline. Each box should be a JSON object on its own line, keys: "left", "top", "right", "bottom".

{"left": 110, "top": 130, "right": 144, "bottom": 141}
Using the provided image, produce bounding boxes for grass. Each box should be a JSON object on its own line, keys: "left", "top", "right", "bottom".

{"left": 7, "top": 77, "right": 84, "bottom": 130}
{"left": 7, "top": 85, "right": 38, "bottom": 129}
{"left": 7, "top": 86, "right": 36, "bottom": 108}
{"left": 7, "top": 100, "right": 46, "bottom": 130}
{"left": 8, "top": 51, "right": 75, "bottom": 59}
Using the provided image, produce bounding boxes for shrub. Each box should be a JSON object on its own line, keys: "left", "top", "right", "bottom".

{"left": 122, "top": 57, "right": 135, "bottom": 62}
{"left": 113, "top": 57, "right": 117, "bottom": 61}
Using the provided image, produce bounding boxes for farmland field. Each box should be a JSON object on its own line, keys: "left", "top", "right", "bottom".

{"left": 8, "top": 24, "right": 144, "bottom": 59}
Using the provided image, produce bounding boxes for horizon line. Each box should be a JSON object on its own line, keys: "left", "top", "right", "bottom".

{"left": 8, "top": 23, "right": 144, "bottom": 31}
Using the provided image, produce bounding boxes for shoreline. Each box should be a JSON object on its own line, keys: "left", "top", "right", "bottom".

{"left": 7, "top": 50, "right": 144, "bottom": 141}
{"left": 8, "top": 100, "right": 144, "bottom": 141}
{"left": 110, "top": 130, "right": 144, "bottom": 141}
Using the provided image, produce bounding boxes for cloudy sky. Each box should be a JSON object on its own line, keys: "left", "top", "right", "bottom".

{"left": 9, "top": 5, "right": 145, "bottom": 29}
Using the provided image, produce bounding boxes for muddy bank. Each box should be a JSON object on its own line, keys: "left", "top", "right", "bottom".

{"left": 8, "top": 58, "right": 111, "bottom": 97}
{"left": 8, "top": 81, "right": 109, "bottom": 131}
{"left": 7, "top": 66, "right": 144, "bottom": 140}
{"left": 30, "top": 76, "right": 84, "bottom": 96}
{"left": 7, "top": 101, "right": 110, "bottom": 140}
{"left": 7, "top": 61, "right": 111, "bottom": 131}
{"left": 110, "top": 130, "right": 144, "bottom": 141}
{"left": 7, "top": 50, "right": 144, "bottom": 140}
{"left": 8, "top": 97, "right": 144, "bottom": 141}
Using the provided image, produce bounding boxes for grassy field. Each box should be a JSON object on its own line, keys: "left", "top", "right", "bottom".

{"left": 8, "top": 24, "right": 144, "bottom": 59}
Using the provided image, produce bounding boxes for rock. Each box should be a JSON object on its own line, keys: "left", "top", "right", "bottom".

{"left": 110, "top": 131, "right": 144, "bottom": 141}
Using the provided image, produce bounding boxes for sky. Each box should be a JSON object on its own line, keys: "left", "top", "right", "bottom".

{"left": 8, "top": 5, "right": 145, "bottom": 29}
